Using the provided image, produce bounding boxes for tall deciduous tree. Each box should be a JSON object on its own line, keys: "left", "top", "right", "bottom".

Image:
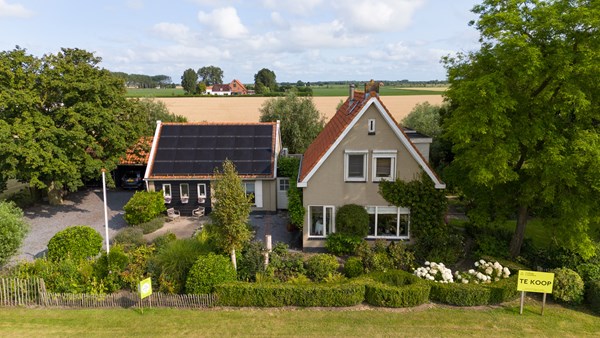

{"left": 259, "top": 91, "right": 325, "bottom": 154}
{"left": 254, "top": 68, "right": 277, "bottom": 94}
{"left": 209, "top": 160, "right": 252, "bottom": 270}
{"left": 197, "top": 65, "right": 224, "bottom": 86}
{"left": 443, "top": 0, "right": 600, "bottom": 258}
{"left": 0, "top": 47, "right": 146, "bottom": 204}
{"left": 180, "top": 68, "right": 198, "bottom": 94}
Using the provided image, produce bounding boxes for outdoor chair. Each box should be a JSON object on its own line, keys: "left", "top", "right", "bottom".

{"left": 192, "top": 206, "right": 205, "bottom": 218}
{"left": 167, "top": 207, "right": 180, "bottom": 222}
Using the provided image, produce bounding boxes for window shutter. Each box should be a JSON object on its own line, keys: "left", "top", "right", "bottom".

{"left": 255, "top": 180, "right": 263, "bottom": 208}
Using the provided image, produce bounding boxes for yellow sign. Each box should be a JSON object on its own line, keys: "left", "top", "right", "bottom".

{"left": 517, "top": 270, "right": 554, "bottom": 293}
{"left": 139, "top": 277, "right": 153, "bottom": 299}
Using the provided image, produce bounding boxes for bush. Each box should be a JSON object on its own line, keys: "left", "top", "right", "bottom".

{"left": 326, "top": 233, "right": 362, "bottom": 256}
{"left": 552, "top": 267, "right": 585, "bottom": 305}
{"left": 93, "top": 245, "right": 130, "bottom": 293}
{"left": 413, "top": 226, "right": 464, "bottom": 265}
{"left": 268, "top": 243, "right": 306, "bottom": 282}
{"left": 465, "top": 222, "right": 513, "bottom": 259}
{"left": 137, "top": 217, "right": 164, "bottom": 234}
{"left": 0, "top": 201, "right": 29, "bottom": 266}
{"left": 387, "top": 242, "right": 416, "bottom": 271}
{"left": 587, "top": 280, "right": 600, "bottom": 314}
{"left": 186, "top": 253, "right": 236, "bottom": 294}
{"left": 123, "top": 191, "right": 166, "bottom": 226}
{"left": 112, "top": 227, "right": 146, "bottom": 250}
{"left": 487, "top": 275, "right": 519, "bottom": 304}
{"left": 152, "top": 232, "right": 177, "bottom": 250}
{"left": 356, "top": 241, "right": 394, "bottom": 273}
{"left": 364, "top": 270, "right": 430, "bottom": 307}
{"left": 576, "top": 263, "right": 600, "bottom": 285}
{"left": 237, "top": 241, "right": 267, "bottom": 282}
{"left": 429, "top": 282, "right": 492, "bottom": 306}
{"left": 304, "top": 254, "right": 340, "bottom": 282}
{"left": 47, "top": 225, "right": 103, "bottom": 261}
{"left": 335, "top": 204, "right": 370, "bottom": 237}
{"left": 344, "top": 257, "right": 364, "bottom": 278}
{"left": 215, "top": 281, "right": 365, "bottom": 307}
{"left": 12, "top": 257, "right": 98, "bottom": 293}
{"left": 152, "top": 238, "right": 206, "bottom": 294}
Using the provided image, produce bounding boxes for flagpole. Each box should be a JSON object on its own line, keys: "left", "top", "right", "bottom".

{"left": 101, "top": 169, "right": 110, "bottom": 254}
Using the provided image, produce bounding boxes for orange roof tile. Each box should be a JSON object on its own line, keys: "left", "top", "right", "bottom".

{"left": 119, "top": 136, "right": 153, "bottom": 165}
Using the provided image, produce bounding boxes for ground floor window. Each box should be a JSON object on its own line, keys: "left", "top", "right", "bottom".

{"left": 309, "top": 205, "right": 334, "bottom": 237}
{"left": 162, "top": 184, "right": 172, "bottom": 203}
{"left": 180, "top": 183, "right": 189, "bottom": 203}
{"left": 366, "top": 206, "right": 409, "bottom": 238}
{"left": 244, "top": 182, "right": 255, "bottom": 205}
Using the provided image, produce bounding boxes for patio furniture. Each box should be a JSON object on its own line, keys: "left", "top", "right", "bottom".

{"left": 192, "top": 206, "right": 205, "bottom": 218}
{"left": 167, "top": 207, "right": 180, "bottom": 222}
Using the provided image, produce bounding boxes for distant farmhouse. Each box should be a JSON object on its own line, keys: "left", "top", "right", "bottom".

{"left": 205, "top": 79, "right": 248, "bottom": 95}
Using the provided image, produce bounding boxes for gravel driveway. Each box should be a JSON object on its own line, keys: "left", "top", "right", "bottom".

{"left": 14, "top": 188, "right": 134, "bottom": 262}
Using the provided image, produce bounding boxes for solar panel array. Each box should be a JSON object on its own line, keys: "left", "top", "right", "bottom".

{"left": 151, "top": 124, "right": 274, "bottom": 176}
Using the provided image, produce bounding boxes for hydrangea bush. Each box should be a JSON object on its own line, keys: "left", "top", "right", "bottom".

{"left": 414, "top": 259, "right": 511, "bottom": 284}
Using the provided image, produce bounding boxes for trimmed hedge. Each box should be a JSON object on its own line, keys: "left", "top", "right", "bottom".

{"left": 215, "top": 281, "right": 365, "bottom": 307}
{"left": 47, "top": 225, "right": 102, "bottom": 261}
{"left": 364, "top": 270, "right": 430, "bottom": 307}
{"left": 429, "top": 275, "right": 519, "bottom": 306}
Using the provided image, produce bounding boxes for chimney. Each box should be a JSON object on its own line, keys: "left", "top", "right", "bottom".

{"left": 349, "top": 83, "right": 355, "bottom": 101}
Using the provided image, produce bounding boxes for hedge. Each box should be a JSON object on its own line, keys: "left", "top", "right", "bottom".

{"left": 429, "top": 275, "right": 519, "bottom": 306}
{"left": 587, "top": 280, "right": 600, "bottom": 315}
{"left": 364, "top": 270, "right": 430, "bottom": 307}
{"left": 215, "top": 281, "right": 365, "bottom": 307}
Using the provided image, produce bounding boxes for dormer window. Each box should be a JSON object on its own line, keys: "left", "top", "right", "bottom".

{"left": 368, "top": 119, "right": 376, "bottom": 135}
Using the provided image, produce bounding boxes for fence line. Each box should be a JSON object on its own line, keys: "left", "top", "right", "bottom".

{"left": 0, "top": 278, "right": 216, "bottom": 309}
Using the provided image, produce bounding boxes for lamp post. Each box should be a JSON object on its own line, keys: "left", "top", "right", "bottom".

{"left": 101, "top": 168, "right": 110, "bottom": 254}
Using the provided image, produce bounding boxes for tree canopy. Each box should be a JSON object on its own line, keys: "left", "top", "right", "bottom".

{"left": 259, "top": 91, "right": 325, "bottom": 154}
{"left": 180, "top": 68, "right": 198, "bottom": 94}
{"left": 197, "top": 65, "right": 224, "bottom": 86}
{"left": 254, "top": 68, "right": 277, "bottom": 94}
{"left": 443, "top": 0, "right": 600, "bottom": 258}
{"left": 0, "top": 47, "right": 147, "bottom": 204}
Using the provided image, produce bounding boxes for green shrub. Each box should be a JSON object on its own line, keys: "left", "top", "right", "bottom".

{"left": 304, "top": 254, "right": 340, "bottom": 282}
{"left": 237, "top": 241, "right": 267, "bottom": 282}
{"left": 325, "top": 233, "right": 362, "bottom": 256}
{"left": 268, "top": 243, "right": 306, "bottom": 282}
{"left": 344, "top": 257, "right": 364, "bottom": 278}
{"left": 576, "top": 263, "right": 600, "bottom": 285}
{"left": 387, "top": 241, "right": 416, "bottom": 271}
{"left": 93, "top": 245, "right": 130, "bottom": 293}
{"left": 287, "top": 183, "right": 305, "bottom": 229}
{"left": 152, "top": 232, "right": 177, "bottom": 250}
{"left": 215, "top": 281, "right": 365, "bottom": 307}
{"left": 137, "top": 217, "right": 164, "bottom": 234}
{"left": 0, "top": 201, "right": 29, "bottom": 266}
{"left": 465, "top": 222, "right": 512, "bottom": 259}
{"left": 429, "top": 282, "right": 491, "bottom": 306}
{"left": 6, "top": 189, "right": 38, "bottom": 209}
{"left": 12, "top": 257, "right": 98, "bottom": 293}
{"left": 186, "top": 253, "right": 236, "bottom": 294}
{"left": 335, "top": 204, "right": 370, "bottom": 237}
{"left": 123, "top": 191, "right": 166, "bottom": 226}
{"left": 119, "top": 245, "right": 155, "bottom": 291}
{"left": 112, "top": 227, "right": 145, "bottom": 250}
{"left": 152, "top": 238, "right": 206, "bottom": 294}
{"left": 413, "top": 226, "right": 464, "bottom": 265}
{"left": 355, "top": 241, "right": 394, "bottom": 273}
{"left": 364, "top": 270, "right": 430, "bottom": 307}
{"left": 47, "top": 226, "right": 103, "bottom": 261}
{"left": 552, "top": 267, "right": 584, "bottom": 304}
{"left": 587, "top": 280, "right": 600, "bottom": 314}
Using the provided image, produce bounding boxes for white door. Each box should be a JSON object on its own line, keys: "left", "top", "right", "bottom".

{"left": 277, "top": 178, "right": 290, "bottom": 209}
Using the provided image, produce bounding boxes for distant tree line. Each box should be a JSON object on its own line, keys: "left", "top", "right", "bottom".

{"left": 111, "top": 72, "right": 174, "bottom": 89}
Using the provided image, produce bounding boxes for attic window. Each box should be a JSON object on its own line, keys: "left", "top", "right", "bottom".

{"left": 368, "top": 119, "right": 376, "bottom": 135}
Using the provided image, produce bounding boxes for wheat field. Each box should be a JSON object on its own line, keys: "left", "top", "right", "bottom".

{"left": 157, "top": 95, "right": 445, "bottom": 123}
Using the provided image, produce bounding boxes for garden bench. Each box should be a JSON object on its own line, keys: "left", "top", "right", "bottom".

{"left": 166, "top": 207, "right": 180, "bottom": 222}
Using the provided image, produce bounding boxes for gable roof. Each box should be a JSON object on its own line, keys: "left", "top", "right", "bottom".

{"left": 119, "top": 136, "right": 153, "bottom": 165}
{"left": 298, "top": 90, "right": 445, "bottom": 189}
{"left": 211, "top": 84, "right": 231, "bottom": 92}
{"left": 230, "top": 79, "right": 247, "bottom": 93}
{"left": 145, "top": 122, "right": 279, "bottom": 180}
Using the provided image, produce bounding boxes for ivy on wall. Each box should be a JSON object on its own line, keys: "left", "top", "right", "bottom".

{"left": 278, "top": 157, "right": 305, "bottom": 229}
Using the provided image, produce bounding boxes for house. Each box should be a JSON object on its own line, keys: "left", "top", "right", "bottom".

{"left": 144, "top": 121, "right": 282, "bottom": 216}
{"left": 206, "top": 84, "right": 231, "bottom": 95}
{"left": 117, "top": 136, "right": 152, "bottom": 188}
{"left": 229, "top": 79, "right": 248, "bottom": 95}
{"left": 297, "top": 83, "right": 445, "bottom": 250}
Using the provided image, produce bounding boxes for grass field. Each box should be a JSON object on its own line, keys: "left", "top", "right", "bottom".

{"left": 1, "top": 299, "right": 598, "bottom": 337}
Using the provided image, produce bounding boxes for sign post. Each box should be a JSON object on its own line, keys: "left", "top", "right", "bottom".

{"left": 517, "top": 270, "right": 554, "bottom": 315}
{"left": 138, "top": 277, "right": 153, "bottom": 314}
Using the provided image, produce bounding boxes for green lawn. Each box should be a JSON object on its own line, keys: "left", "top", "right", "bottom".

{"left": 497, "top": 219, "right": 600, "bottom": 248}
{"left": 125, "top": 88, "right": 185, "bottom": 97}
{"left": 1, "top": 299, "right": 598, "bottom": 337}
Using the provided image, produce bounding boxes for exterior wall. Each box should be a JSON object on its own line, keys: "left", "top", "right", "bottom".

{"left": 258, "top": 179, "right": 277, "bottom": 212}
{"left": 151, "top": 180, "right": 211, "bottom": 216}
{"left": 413, "top": 143, "right": 430, "bottom": 162}
{"left": 302, "top": 104, "right": 423, "bottom": 249}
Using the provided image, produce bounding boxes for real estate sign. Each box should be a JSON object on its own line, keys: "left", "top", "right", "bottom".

{"left": 139, "top": 277, "right": 153, "bottom": 299}
{"left": 517, "top": 270, "right": 554, "bottom": 294}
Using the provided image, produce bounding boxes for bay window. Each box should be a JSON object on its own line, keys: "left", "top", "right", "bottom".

{"left": 366, "top": 206, "right": 409, "bottom": 238}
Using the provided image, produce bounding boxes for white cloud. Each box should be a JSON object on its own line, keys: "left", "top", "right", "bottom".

{"left": 197, "top": 7, "right": 248, "bottom": 39}
{"left": 262, "top": 0, "right": 323, "bottom": 15}
{"left": 152, "top": 22, "right": 192, "bottom": 43}
{"left": 367, "top": 42, "right": 415, "bottom": 62}
{"left": 0, "top": 0, "right": 33, "bottom": 18}
{"left": 335, "top": 0, "right": 425, "bottom": 32}
{"left": 288, "top": 20, "right": 367, "bottom": 49}
{"left": 126, "top": 0, "right": 143, "bottom": 10}
{"left": 270, "top": 11, "right": 287, "bottom": 28}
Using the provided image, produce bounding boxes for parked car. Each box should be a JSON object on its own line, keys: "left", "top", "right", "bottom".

{"left": 121, "top": 171, "right": 143, "bottom": 189}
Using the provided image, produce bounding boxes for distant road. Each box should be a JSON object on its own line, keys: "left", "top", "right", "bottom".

{"left": 157, "top": 95, "right": 444, "bottom": 123}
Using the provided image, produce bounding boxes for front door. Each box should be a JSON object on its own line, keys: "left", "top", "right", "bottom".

{"left": 277, "top": 177, "right": 289, "bottom": 209}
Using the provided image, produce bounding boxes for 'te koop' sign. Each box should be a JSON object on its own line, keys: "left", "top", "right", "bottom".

{"left": 517, "top": 270, "right": 555, "bottom": 294}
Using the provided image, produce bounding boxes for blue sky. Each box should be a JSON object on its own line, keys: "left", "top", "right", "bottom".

{"left": 0, "top": 0, "right": 481, "bottom": 83}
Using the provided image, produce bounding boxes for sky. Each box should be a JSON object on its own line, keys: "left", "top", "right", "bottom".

{"left": 0, "top": 0, "right": 482, "bottom": 83}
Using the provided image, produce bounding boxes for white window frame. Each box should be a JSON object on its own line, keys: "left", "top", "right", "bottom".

{"left": 344, "top": 150, "right": 368, "bottom": 182}
{"left": 243, "top": 181, "right": 263, "bottom": 208}
{"left": 366, "top": 206, "right": 410, "bottom": 239}
{"left": 163, "top": 184, "right": 172, "bottom": 204}
{"left": 308, "top": 205, "right": 335, "bottom": 238}
{"left": 197, "top": 183, "right": 207, "bottom": 203}
{"left": 372, "top": 150, "right": 397, "bottom": 182}
{"left": 180, "top": 183, "right": 189, "bottom": 204}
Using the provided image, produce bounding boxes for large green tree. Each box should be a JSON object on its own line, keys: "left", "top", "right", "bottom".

{"left": 180, "top": 68, "right": 198, "bottom": 94}
{"left": 209, "top": 160, "right": 253, "bottom": 270}
{"left": 254, "top": 68, "right": 277, "bottom": 94}
{"left": 259, "top": 91, "right": 325, "bottom": 154}
{"left": 197, "top": 65, "right": 223, "bottom": 86}
{"left": 443, "top": 0, "right": 600, "bottom": 258}
{"left": 0, "top": 47, "right": 146, "bottom": 204}
{"left": 130, "top": 98, "right": 187, "bottom": 136}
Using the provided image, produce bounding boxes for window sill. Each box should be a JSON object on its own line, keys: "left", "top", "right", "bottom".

{"left": 307, "top": 236, "right": 327, "bottom": 240}
{"left": 366, "top": 235, "right": 409, "bottom": 240}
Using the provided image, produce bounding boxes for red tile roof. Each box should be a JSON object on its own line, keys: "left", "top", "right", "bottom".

{"left": 119, "top": 136, "right": 153, "bottom": 165}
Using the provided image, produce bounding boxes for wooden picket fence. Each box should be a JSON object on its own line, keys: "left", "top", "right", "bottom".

{"left": 0, "top": 278, "right": 216, "bottom": 309}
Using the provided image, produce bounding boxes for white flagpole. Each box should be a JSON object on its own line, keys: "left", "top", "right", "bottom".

{"left": 101, "top": 169, "right": 110, "bottom": 254}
